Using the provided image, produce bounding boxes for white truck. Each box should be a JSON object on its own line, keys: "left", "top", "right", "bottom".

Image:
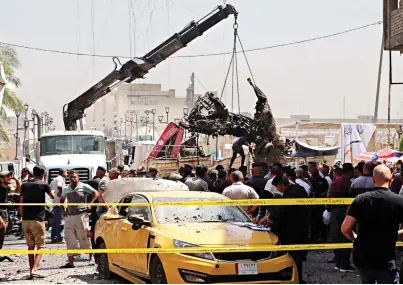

{"left": 38, "top": 130, "right": 107, "bottom": 184}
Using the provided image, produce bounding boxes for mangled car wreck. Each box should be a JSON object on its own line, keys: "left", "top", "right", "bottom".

{"left": 180, "top": 78, "right": 293, "bottom": 164}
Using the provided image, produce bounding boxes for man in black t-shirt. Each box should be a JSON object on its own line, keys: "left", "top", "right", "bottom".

{"left": 88, "top": 176, "right": 100, "bottom": 250}
{"left": 308, "top": 161, "right": 329, "bottom": 242}
{"left": 258, "top": 175, "right": 309, "bottom": 283}
{"left": 20, "top": 166, "right": 54, "bottom": 279}
{"left": 213, "top": 170, "right": 228, "bottom": 194}
{"left": 342, "top": 165, "right": 403, "bottom": 284}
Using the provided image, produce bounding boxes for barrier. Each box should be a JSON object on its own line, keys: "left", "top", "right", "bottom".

{"left": 2, "top": 242, "right": 403, "bottom": 255}
{"left": 1, "top": 198, "right": 357, "bottom": 255}
{"left": 0, "top": 198, "right": 353, "bottom": 207}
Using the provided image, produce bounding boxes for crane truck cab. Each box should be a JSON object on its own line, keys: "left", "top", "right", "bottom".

{"left": 39, "top": 130, "right": 107, "bottom": 184}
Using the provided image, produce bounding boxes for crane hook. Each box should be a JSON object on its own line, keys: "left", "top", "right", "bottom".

{"left": 112, "top": 57, "right": 123, "bottom": 71}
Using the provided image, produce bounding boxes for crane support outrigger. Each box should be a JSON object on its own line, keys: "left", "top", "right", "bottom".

{"left": 63, "top": 4, "right": 237, "bottom": 131}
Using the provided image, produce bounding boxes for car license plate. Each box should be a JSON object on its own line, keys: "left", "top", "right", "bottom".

{"left": 236, "top": 262, "right": 258, "bottom": 275}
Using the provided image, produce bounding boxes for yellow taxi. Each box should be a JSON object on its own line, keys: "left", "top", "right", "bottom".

{"left": 94, "top": 178, "right": 298, "bottom": 284}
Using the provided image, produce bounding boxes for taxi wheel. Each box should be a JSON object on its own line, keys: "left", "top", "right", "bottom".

{"left": 150, "top": 256, "right": 167, "bottom": 284}
{"left": 97, "top": 241, "right": 111, "bottom": 279}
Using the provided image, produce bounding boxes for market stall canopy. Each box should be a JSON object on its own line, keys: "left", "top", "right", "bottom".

{"left": 354, "top": 152, "right": 375, "bottom": 161}
{"left": 370, "top": 147, "right": 403, "bottom": 162}
{"left": 290, "top": 140, "right": 340, "bottom": 158}
{"left": 354, "top": 151, "right": 401, "bottom": 163}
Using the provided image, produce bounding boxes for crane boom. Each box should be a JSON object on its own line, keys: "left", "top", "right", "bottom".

{"left": 63, "top": 4, "right": 237, "bottom": 130}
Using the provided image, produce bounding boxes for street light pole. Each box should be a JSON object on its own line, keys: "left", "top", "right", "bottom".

{"left": 129, "top": 117, "right": 133, "bottom": 140}
{"left": 31, "top": 111, "right": 36, "bottom": 144}
{"left": 23, "top": 103, "right": 29, "bottom": 143}
{"left": 158, "top": 107, "right": 171, "bottom": 124}
{"left": 134, "top": 111, "right": 138, "bottom": 141}
{"left": 14, "top": 111, "right": 21, "bottom": 160}
{"left": 44, "top": 112, "right": 49, "bottom": 133}
{"left": 152, "top": 109, "right": 156, "bottom": 140}
{"left": 40, "top": 112, "right": 44, "bottom": 134}
{"left": 120, "top": 118, "right": 123, "bottom": 137}
{"left": 124, "top": 115, "right": 127, "bottom": 139}
{"left": 140, "top": 116, "right": 144, "bottom": 141}
{"left": 145, "top": 117, "right": 149, "bottom": 139}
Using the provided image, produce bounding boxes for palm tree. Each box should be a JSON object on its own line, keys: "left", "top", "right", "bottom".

{"left": 0, "top": 44, "right": 24, "bottom": 142}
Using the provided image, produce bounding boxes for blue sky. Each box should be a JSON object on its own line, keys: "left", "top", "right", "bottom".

{"left": 0, "top": 0, "right": 397, "bottom": 128}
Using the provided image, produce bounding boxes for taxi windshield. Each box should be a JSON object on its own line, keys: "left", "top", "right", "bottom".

{"left": 153, "top": 197, "right": 250, "bottom": 224}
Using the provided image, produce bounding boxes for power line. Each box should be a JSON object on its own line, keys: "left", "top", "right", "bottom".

{"left": 0, "top": 21, "right": 381, "bottom": 59}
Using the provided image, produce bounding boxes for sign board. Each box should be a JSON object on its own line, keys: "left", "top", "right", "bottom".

{"left": 383, "top": 0, "right": 403, "bottom": 50}
{"left": 339, "top": 123, "right": 376, "bottom": 163}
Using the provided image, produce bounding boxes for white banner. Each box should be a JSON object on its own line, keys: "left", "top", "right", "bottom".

{"left": 0, "top": 62, "right": 8, "bottom": 110}
{"left": 340, "top": 123, "right": 376, "bottom": 163}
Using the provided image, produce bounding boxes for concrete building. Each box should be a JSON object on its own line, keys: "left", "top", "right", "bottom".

{"left": 86, "top": 83, "right": 212, "bottom": 140}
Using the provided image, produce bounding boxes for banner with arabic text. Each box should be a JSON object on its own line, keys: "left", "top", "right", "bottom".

{"left": 340, "top": 123, "right": 376, "bottom": 163}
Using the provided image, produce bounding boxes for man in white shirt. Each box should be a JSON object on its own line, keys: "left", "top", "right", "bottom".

{"left": 295, "top": 169, "right": 311, "bottom": 196}
{"left": 222, "top": 171, "right": 259, "bottom": 214}
{"left": 264, "top": 163, "right": 283, "bottom": 197}
{"left": 321, "top": 164, "right": 333, "bottom": 188}
{"left": 50, "top": 168, "right": 67, "bottom": 243}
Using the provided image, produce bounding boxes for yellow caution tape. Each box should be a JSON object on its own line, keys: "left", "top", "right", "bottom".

{"left": 0, "top": 198, "right": 353, "bottom": 207}
{"left": 2, "top": 242, "right": 403, "bottom": 255}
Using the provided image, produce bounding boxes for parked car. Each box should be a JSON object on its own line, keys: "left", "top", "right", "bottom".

{"left": 94, "top": 178, "right": 298, "bottom": 284}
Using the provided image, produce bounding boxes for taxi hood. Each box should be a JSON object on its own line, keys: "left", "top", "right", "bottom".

{"left": 103, "top": 178, "right": 189, "bottom": 203}
{"left": 156, "top": 223, "right": 278, "bottom": 246}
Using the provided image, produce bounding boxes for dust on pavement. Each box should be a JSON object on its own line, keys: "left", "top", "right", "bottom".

{"left": 1, "top": 235, "right": 361, "bottom": 283}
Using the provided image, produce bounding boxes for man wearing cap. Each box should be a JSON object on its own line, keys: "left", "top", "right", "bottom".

{"left": 0, "top": 171, "right": 21, "bottom": 251}
{"left": 96, "top": 167, "right": 119, "bottom": 218}
{"left": 50, "top": 168, "right": 67, "bottom": 243}
{"left": 60, "top": 170, "right": 98, "bottom": 268}
{"left": 19, "top": 166, "right": 54, "bottom": 279}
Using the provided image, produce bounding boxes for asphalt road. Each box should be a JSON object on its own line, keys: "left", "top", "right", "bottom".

{"left": 1, "top": 235, "right": 361, "bottom": 284}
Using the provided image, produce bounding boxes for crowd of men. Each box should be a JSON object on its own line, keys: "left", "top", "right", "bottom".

{"left": 0, "top": 164, "right": 155, "bottom": 280}
{"left": 2, "top": 160, "right": 403, "bottom": 283}
{"left": 173, "top": 160, "right": 403, "bottom": 284}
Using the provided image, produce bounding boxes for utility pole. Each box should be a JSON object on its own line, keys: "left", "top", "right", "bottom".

{"left": 190, "top": 73, "right": 195, "bottom": 107}
{"left": 388, "top": 51, "right": 392, "bottom": 145}
{"left": 373, "top": 33, "right": 384, "bottom": 123}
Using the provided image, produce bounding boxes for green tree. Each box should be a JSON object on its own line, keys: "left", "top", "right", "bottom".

{"left": 0, "top": 44, "right": 24, "bottom": 142}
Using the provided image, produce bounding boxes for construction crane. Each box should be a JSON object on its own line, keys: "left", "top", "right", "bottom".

{"left": 63, "top": 4, "right": 237, "bottom": 131}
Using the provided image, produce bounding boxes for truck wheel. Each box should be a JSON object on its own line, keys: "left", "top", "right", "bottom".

{"left": 97, "top": 241, "right": 111, "bottom": 279}
{"left": 150, "top": 255, "right": 167, "bottom": 284}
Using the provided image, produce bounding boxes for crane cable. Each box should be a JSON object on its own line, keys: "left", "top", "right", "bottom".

{"left": 219, "top": 14, "right": 254, "bottom": 114}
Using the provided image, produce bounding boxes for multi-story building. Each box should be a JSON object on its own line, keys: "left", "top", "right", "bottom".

{"left": 86, "top": 83, "right": 215, "bottom": 140}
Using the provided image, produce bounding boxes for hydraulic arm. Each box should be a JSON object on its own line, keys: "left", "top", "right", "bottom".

{"left": 63, "top": 4, "right": 237, "bottom": 130}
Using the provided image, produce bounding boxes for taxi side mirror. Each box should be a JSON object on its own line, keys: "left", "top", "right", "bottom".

{"left": 128, "top": 214, "right": 151, "bottom": 230}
